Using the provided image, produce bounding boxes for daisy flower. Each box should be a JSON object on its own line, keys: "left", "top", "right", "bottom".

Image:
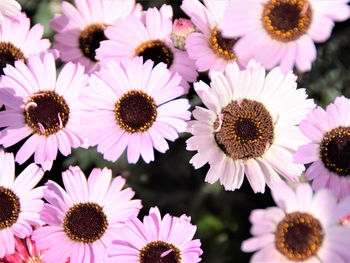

{"left": 0, "top": 52, "right": 88, "bottom": 171}
{"left": 219, "top": 0, "right": 350, "bottom": 73}
{"left": 32, "top": 166, "right": 142, "bottom": 263}
{"left": 181, "top": 0, "right": 239, "bottom": 73}
{"left": 242, "top": 182, "right": 350, "bottom": 262}
{"left": 80, "top": 56, "right": 191, "bottom": 164}
{"left": 50, "top": 0, "right": 142, "bottom": 73}
{"left": 294, "top": 96, "right": 350, "bottom": 199}
{"left": 0, "top": 149, "right": 44, "bottom": 258}
{"left": 0, "top": 0, "right": 21, "bottom": 23}
{"left": 96, "top": 4, "right": 198, "bottom": 91}
{"left": 186, "top": 60, "right": 314, "bottom": 193}
{"left": 0, "top": 12, "right": 50, "bottom": 75}
{"left": 108, "top": 206, "right": 203, "bottom": 263}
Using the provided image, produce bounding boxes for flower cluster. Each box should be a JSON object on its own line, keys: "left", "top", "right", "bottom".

{"left": 0, "top": 0, "right": 349, "bottom": 262}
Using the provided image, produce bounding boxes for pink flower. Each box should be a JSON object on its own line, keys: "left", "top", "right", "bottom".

{"left": 294, "top": 96, "right": 350, "bottom": 199}
{"left": 0, "top": 149, "right": 44, "bottom": 258}
{"left": 186, "top": 60, "right": 314, "bottom": 193}
{"left": 80, "top": 56, "right": 191, "bottom": 164}
{"left": 0, "top": 52, "right": 88, "bottom": 171}
{"left": 242, "top": 182, "right": 350, "bottom": 262}
{"left": 0, "top": 12, "right": 50, "bottom": 75}
{"left": 219, "top": 0, "right": 350, "bottom": 73}
{"left": 1, "top": 235, "right": 45, "bottom": 263}
{"left": 50, "top": 0, "right": 142, "bottom": 73}
{"left": 32, "top": 166, "right": 142, "bottom": 263}
{"left": 96, "top": 4, "right": 197, "bottom": 91}
{"left": 181, "top": 0, "right": 240, "bottom": 73}
{"left": 108, "top": 207, "right": 203, "bottom": 263}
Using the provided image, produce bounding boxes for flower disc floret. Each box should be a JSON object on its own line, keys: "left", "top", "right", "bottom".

{"left": 115, "top": 90, "right": 157, "bottom": 133}
{"left": 140, "top": 241, "right": 181, "bottom": 263}
{"left": 0, "top": 186, "right": 20, "bottom": 229}
{"left": 135, "top": 40, "right": 174, "bottom": 68}
{"left": 24, "top": 91, "right": 70, "bottom": 136}
{"left": 63, "top": 202, "right": 108, "bottom": 243}
{"left": 262, "top": 0, "right": 312, "bottom": 42}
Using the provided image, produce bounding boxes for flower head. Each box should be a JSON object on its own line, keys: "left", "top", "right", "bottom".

{"left": 96, "top": 5, "right": 197, "bottom": 91}
{"left": 32, "top": 166, "right": 142, "bottom": 263}
{"left": 108, "top": 206, "right": 203, "bottom": 263}
{"left": 81, "top": 56, "right": 191, "bottom": 164}
{"left": 0, "top": 0, "right": 21, "bottom": 23}
{"left": 186, "top": 60, "right": 314, "bottom": 193}
{"left": 0, "top": 149, "right": 44, "bottom": 258}
{"left": 242, "top": 182, "right": 350, "bottom": 262}
{"left": 50, "top": 0, "right": 141, "bottom": 73}
{"left": 294, "top": 96, "right": 350, "bottom": 199}
{"left": 0, "top": 52, "right": 88, "bottom": 170}
{"left": 219, "top": 0, "right": 350, "bottom": 73}
{"left": 181, "top": 0, "right": 239, "bottom": 73}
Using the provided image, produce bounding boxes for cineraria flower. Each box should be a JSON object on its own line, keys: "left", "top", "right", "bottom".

{"left": 32, "top": 166, "right": 142, "bottom": 263}
{"left": 219, "top": 0, "right": 350, "bottom": 73}
{"left": 0, "top": 149, "right": 44, "bottom": 258}
{"left": 50, "top": 0, "right": 141, "bottom": 73}
{"left": 294, "top": 96, "right": 350, "bottom": 199}
{"left": 181, "top": 0, "right": 239, "bottom": 73}
{"left": 186, "top": 60, "right": 314, "bottom": 193}
{"left": 242, "top": 182, "right": 350, "bottom": 262}
{"left": 0, "top": 52, "right": 88, "bottom": 171}
{"left": 0, "top": 0, "right": 21, "bottom": 23}
{"left": 80, "top": 56, "right": 191, "bottom": 164}
{"left": 96, "top": 5, "right": 197, "bottom": 91}
{"left": 0, "top": 12, "right": 50, "bottom": 75}
{"left": 108, "top": 207, "right": 203, "bottom": 263}
{"left": 1, "top": 235, "right": 45, "bottom": 263}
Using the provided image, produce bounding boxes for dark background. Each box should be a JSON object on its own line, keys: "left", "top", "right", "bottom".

{"left": 10, "top": 0, "right": 350, "bottom": 262}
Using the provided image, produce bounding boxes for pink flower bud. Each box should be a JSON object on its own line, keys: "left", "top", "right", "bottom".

{"left": 171, "top": 18, "right": 196, "bottom": 50}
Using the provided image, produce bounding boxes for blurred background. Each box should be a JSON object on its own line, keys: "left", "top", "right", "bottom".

{"left": 12, "top": 0, "right": 350, "bottom": 262}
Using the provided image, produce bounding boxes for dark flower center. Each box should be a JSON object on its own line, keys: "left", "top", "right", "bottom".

{"left": 214, "top": 99, "right": 274, "bottom": 160}
{"left": 275, "top": 212, "right": 323, "bottom": 261}
{"left": 135, "top": 40, "right": 174, "bottom": 68}
{"left": 24, "top": 91, "right": 70, "bottom": 136}
{"left": 140, "top": 241, "right": 181, "bottom": 263}
{"left": 320, "top": 127, "right": 350, "bottom": 176}
{"left": 115, "top": 90, "right": 157, "bottom": 133}
{"left": 208, "top": 28, "right": 237, "bottom": 61}
{"left": 0, "top": 186, "right": 20, "bottom": 229}
{"left": 79, "top": 23, "right": 107, "bottom": 62}
{"left": 63, "top": 202, "right": 108, "bottom": 243}
{"left": 262, "top": 0, "right": 312, "bottom": 42}
{"left": 0, "top": 42, "right": 25, "bottom": 75}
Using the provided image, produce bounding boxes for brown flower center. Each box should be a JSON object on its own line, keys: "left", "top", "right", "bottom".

{"left": 209, "top": 28, "right": 237, "bottom": 61}
{"left": 135, "top": 40, "right": 174, "bottom": 68}
{"left": 79, "top": 23, "right": 107, "bottom": 62}
{"left": 262, "top": 0, "right": 312, "bottom": 42}
{"left": 275, "top": 212, "right": 323, "bottom": 261}
{"left": 115, "top": 90, "right": 157, "bottom": 133}
{"left": 0, "top": 186, "right": 20, "bottom": 229}
{"left": 24, "top": 91, "right": 70, "bottom": 136}
{"left": 140, "top": 241, "right": 181, "bottom": 263}
{"left": 214, "top": 99, "right": 274, "bottom": 160}
{"left": 320, "top": 127, "right": 350, "bottom": 176}
{"left": 0, "top": 42, "right": 25, "bottom": 75}
{"left": 63, "top": 202, "right": 108, "bottom": 243}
